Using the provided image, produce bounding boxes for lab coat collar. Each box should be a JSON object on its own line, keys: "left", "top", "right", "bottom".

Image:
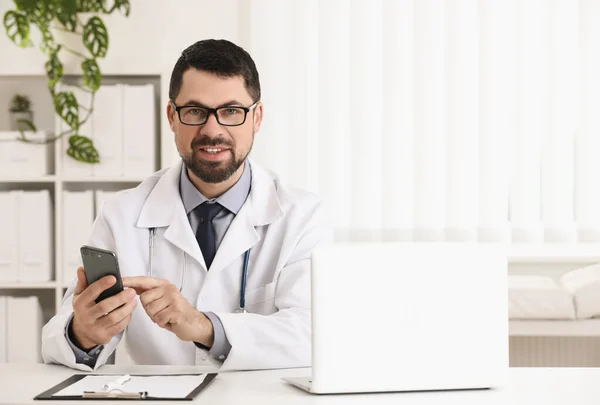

{"left": 136, "top": 158, "right": 284, "bottom": 271}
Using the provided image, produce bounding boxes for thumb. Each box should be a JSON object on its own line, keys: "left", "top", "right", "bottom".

{"left": 74, "top": 267, "right": 88, "bottom": 295}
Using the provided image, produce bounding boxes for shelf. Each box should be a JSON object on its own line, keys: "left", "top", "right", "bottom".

{"left": 508, "top": 244, "right": 600, "bottom": 263}
{"left": 61, "top": 177, "right": 145, "bottom": 183}
{"left": 0, "top": 176, "right": 145, "bottom": 184}
{"left": 0, "top": 176, "right": 56, "bottom": 183}
{"left": 0, "top": 282, "right": 57, "bottom": 289}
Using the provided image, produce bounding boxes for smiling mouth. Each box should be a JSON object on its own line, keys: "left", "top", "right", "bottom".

{"left": 195, "top": 147, "right": 231, "bottom": 161}
{"left": 201, "top": 148, "right": 226, "bottom": 154}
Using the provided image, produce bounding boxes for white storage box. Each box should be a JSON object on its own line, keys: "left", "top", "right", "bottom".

{"left": 0, "top": 131, "right": 50, "bottom": 176}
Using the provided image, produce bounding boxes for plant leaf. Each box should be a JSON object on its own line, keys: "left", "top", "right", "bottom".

{"left": 54, "top": 91, "right": 79, "bottom": 130}
{"left": 30, "top": 1, "right": 53, "bottom": 26}
{"left": 116, "top": 0, "right": 131, "bottom": 16}
{"left": 39, "top": 26, "right": 55, "bottom": 54}
{"left": 16, "top": 119, "right": 37, "bottom": 132}
{"left": 54, "top": 0, "right": 78, "bottom": 32}
{"left": 76, "top": 0, "right": 103, "bottom": 13}
{"left": 45, "top": 46, "right": 63, "bottom": 88}
{"left": 13, "top": 0, "right": 37, "bottom": 14}
{"left": 3, "top": 10, "right": 31, "bottom": 47}
{"left": 103, "top": 0, "right": 130, "bottom": 16}
{"left": 67, "top": 135, "right": 99, "bottom": 163}
{"left": 83, "top": 16, "right": 108, "bottom": 57}
{"left": 81, "top": 58, "right": 101, "bottom": 91}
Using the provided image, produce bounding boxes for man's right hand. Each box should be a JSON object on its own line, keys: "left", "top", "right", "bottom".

{"left": 71, "top": 266, "right": 138, "bottom": 350}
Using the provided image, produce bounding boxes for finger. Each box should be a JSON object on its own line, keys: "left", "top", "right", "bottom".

{"left": 153, "top": 307, "right": 174, "bottom": 328}
{"left": 144, "top": 296, "right": 170, "bottom": 320}
{"left": 105, "top": 313, "right": 133, "bottom": 338}
{"left": 122, "top": 276, "right": 168, "bottom": 293}
{"left": 90, "top": 288, "right": 137, "bottom": 319}
{"left": 74, "top": 267, "right": 88, "bottom": 295}
{"left": 139, "top": 285, "right": 166, "bottom": 307}
{"left": 98, "top": 296, "right": 138, "bottom": 329}
{"left": 79, "top": 275, "right": 117, "bottom": 306}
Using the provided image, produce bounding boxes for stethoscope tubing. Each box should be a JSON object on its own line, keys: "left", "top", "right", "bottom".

{"left": 149, "top": 227, "right": 250, "bottom": 312}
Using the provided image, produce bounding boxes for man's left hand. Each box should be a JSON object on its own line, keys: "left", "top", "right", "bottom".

{"left": 122, "top": 277, "right": 214, "bottom": 347}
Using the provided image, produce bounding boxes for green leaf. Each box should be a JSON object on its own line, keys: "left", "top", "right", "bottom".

{"left": 16, "top": 119, "right": 37, "bottom": 132}
{"left": 67, "top": 135, "right": 99, "bottom": 163}
{"left": 13, "top": 0, "right": 37, "bottom": 14}
{"left": 54, "top": 0, "right": 78, "bottom": 32}
{"left": 103, "top": 0, "right": 130, "bottom": 16}
{"left": 76, "top": 0, "right": 103, "bottom": 13}
{"left": 45, "top": 46, "right": 63, "bottom": 87}
{"left": 116, "top": 0, "right": 131, "bottom": 16}
{"left": 3, "top": 10, "right": 31, "bottom": 47}
{"left": 40, "top": 26, "right": 55, "bottom": 54}
{"left": 29, "top": 1, "right": 53, "bottom": 27}
{"left": 54, "top": 91, "right": 80, "bottom": 130}
{"left": 83, "top": 16, "right": 108, "bottom": 57}
{"left": 81, "top": 58, "right": 102, "bottom": 91}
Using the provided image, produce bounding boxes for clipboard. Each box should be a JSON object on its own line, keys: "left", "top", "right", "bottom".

{"left": 33, "top": 373, "right": 218, "bottom": 401}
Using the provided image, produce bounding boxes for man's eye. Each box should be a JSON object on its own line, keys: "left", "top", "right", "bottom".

{"left": 225, "top": 108, "right": 239, "bottom": 115}
{"left": 189, "top": 108, "right": 202, "bottom": 115}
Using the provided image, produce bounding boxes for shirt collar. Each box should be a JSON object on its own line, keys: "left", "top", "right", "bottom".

{"left": 179, "top": 159, "right": 252, "bottom": 215}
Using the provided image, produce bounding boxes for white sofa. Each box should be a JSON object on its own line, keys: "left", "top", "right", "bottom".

{"left": 509, "top": 262, "right": 600, "bottom": 337}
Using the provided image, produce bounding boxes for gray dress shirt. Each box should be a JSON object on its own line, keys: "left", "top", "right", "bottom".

{"left": 66, "top": 160, "right": 252, "bottom": 367}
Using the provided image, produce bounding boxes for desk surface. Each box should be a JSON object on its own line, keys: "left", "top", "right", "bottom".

{"left": 0, "top": 363, "right": 599, "bottom": 405}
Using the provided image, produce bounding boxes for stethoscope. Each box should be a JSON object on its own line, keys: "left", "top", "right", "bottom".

{"left": 149, "top": 227, "right": 251, "bottom": 313}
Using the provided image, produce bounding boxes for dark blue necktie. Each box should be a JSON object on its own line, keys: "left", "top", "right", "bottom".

{"left": 195, "top": 202, "right": 223, "bottom": 269}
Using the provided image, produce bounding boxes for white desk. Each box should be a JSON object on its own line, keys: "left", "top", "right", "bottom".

{"left": 0, "top": 363, "right": 599, "bottom": 404}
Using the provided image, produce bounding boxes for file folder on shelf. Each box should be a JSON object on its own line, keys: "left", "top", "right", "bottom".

{"left": 59, "top": 83, "right": 94, "bottom": 177}
{"left": 123, "top": 84, "right": 156, "bottom": 177}
{"left": 0, "top": 131, "right": 49, "bottom": 176}
{"left": 0, "top": 192, "right": 19, "bottom": 282}
{"left": 18, "top": 190, "right": 52, "bottom": 282}
{"left": 62, "top": 191, "right": 94, "bottom": 285}
{"left": 0, "top": 296, "right": 7, "bottom": 363}
{"left": 92, "top": 84, "right": 123, "bottom": 177}
{"left": 7, "top": 296, "right": 43, "bottom": 363}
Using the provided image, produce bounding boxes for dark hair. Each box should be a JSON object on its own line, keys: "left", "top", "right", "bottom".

{"left": 169, "top": 39, "right": 261, "bottom": 103}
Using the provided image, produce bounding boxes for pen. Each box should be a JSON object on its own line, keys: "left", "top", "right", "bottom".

{"left": 103, "top": 374, "right": 131, "bottom": 391}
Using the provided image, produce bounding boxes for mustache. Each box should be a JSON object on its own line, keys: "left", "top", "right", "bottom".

{"left": 191, "top": 135, "right": 234, "bottom": 149}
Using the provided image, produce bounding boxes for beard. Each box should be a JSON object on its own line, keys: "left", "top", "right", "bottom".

{"left": 179, "top": 134, "right": 252, "bottom": 183}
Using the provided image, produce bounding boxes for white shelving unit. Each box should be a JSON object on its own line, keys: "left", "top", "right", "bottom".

{"left": 0, "top": 153, "right": 150, "bottom": 324}
{"left": 0, "top": 75, "right": 161, "bottom": 331}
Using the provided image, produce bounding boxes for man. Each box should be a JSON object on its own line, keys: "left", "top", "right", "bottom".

{"left": 41, "top": 39, "right": 333, "bottom": 371}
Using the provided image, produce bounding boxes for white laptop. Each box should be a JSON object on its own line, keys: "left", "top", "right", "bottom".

{"left": 283, "top": 242, "right": 509, "bottom": 394}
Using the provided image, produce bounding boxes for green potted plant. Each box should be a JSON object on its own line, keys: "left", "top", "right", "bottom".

{"left": 2, "top": 0, "right": 131, "bottom": 163}
{"left": 9, "top": 93, "right": 34, "bottom": 132}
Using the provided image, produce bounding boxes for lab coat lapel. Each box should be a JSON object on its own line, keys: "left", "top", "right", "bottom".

{"left": 136, "top": 160, "right": 205, "bottom": 269}
{"left": 208, "top": 159, "right": 284, "bottom": 275}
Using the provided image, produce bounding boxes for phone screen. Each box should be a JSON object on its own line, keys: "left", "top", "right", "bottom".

{"left": 80, "top": 245, "right": 124, "bottom": 303}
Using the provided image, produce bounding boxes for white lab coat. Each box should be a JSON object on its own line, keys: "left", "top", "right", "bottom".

{"left": 41, "top": 159, "right": 333, "bottom": 371}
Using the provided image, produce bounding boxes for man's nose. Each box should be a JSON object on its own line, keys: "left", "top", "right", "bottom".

{"left": 201, "top": 112, "right": 223, "bottom": 134}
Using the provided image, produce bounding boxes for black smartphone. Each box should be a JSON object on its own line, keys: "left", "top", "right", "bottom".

{"left": 80, "top": 245, "right": 124, "bottom": 304}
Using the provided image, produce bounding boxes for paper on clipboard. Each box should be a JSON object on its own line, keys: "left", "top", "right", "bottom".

{"left": 53, "top": 374, "right": 207, "bottom": 399}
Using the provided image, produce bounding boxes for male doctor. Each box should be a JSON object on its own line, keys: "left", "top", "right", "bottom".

{"left": 41, "top": 39, "right": 333, "bottom": 371}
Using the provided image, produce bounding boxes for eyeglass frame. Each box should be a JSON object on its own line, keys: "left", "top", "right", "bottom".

{"left": 170, "top": 100, "right": 259, "bottom": 127}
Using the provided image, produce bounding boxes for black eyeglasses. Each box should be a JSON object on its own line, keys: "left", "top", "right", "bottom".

{"left": 171, "top": 101, "right": 259, "bottom": 126}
